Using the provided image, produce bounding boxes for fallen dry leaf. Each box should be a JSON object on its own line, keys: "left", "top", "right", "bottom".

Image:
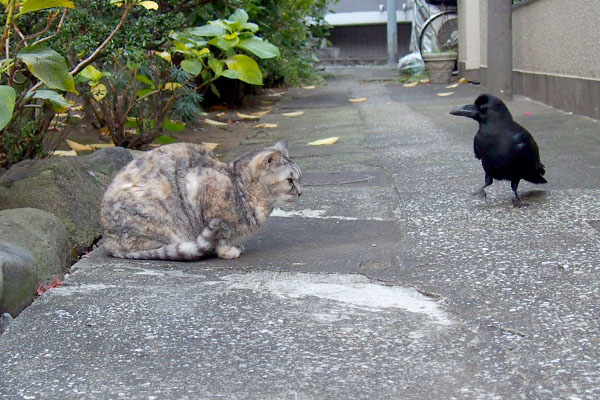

{"left": 303, "top": 85, "right": 316, "bottom": 90}
{"left": 252, "top": 110, "right": 271, "bottom": 117}
{"left": 66, "top": 139, "right": 93, "bottom": 152}
{"left": 253, "top": 123, "right": 278, "bottom": 129}
{"left": 446, "top": 82, "right": 460, "bottom": 89}
{"left": 202, "top": 142, "right": 219, "bottom": 151}
{"left": 204, "top": 118, "right": 228, "bottom": 126}
{"left": 51, "top": 150, "right": 77, "bottom": 157}
{"left": 216, "top": 111, "right": 226, "bottom": 117}
{"left": 420, "top": 79, "right": 431, "bottom": 84}
{"left": 348, "top": 97, "right": 368, "bottom": 103}
{"left": 282, "top": 111, "right": 304, "bottom": 117}
{"left": 37, "top": 277, "right": 62, "bottom": 296}
{"left": 267, "top": 91, "right": 285, "bottom": 97}
{"left": 89, "top": 143, "right": 115, "bottom": 149}
{"left": 237, "top": 112, "right": 260, "bottom": 120}
{"left": 459, "top": 77, "right": 468, "bottom": 84}
{"left": 209, "top": 105, "right": 227, "bottom": 112}
{"left": 437, "top": 92, "right": 454, "bottom": 97}
{"left": 308, "top": 136, "right": 339, "bottom": 146}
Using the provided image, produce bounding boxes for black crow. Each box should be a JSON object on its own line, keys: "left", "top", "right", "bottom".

{"left": 450, "top": 94, "right": 546, "bottom": 207}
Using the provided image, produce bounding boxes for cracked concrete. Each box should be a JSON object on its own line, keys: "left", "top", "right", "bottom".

{"left": 1, "top": 66, "right": 600, "bottom": 399}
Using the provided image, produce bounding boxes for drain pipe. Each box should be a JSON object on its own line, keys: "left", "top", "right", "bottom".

{"left": 486, "top": 0, "right": 513, "bottom": 100}
{"left": 387, "top": 0, "right": 398, "bottom": 66}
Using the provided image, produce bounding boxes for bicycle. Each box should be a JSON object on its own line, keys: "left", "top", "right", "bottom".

{"left": 417, "top": 0, "right": 458, "bottom": 59}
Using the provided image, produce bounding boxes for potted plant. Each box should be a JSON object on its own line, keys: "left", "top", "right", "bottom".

{"left": 422, "top": 51, "right": 457, "bottom": 84}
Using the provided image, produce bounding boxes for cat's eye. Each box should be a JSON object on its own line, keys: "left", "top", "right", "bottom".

{"left": 287, "top": 177, "right": 294, "bottom": 185}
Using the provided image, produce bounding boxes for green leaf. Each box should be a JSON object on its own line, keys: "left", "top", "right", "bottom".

{"left": 136, "top": 74, "right": 155, "bottom": 89}
{"left": 209, "top": 35, "right": 240, "bottom": 52}
{"left": 18, "top": 44, "right": 77, "bottom": 93}
{"left": 237, "top": 37, "right": 280, "bottom": 59}
{"left": 124, "top": 117, "right": 139, "bottom": 128}
{"left": 156, "top": 135, "right": 178, "bottom": 144}
{"left": 77, "top": 65, "right": 110, "bottom": 83}
{"left": 224, "top": 54, "right": 262, "bottom": 85}
{"left": 136, "top": 88, "right": 154, "bottom": 98}
{"left": 181, "top": 59, "right": 203, "bottom": 76}
{"left": 220, "top": 69, "right": 238, "bottom": 80}
{"left": 187, "top": 25, "right": 227, "bottom": 37}
{"left": 0, "top": 85, "right": 16, "bottom": 130}
{"left": 226, "top": 9, "right": 249, "bottom": 31}
{"left": 244, "top": 22, "right": 259, "bottom": 33}
{"left": 162, "top": 120, "right": 186, "bottom": 132}
{"left": 32, "top": 89, "right": 73, "bottom": 112}
{"left": 19, "top": 0, "right": 74, "bottom": 15}
{"left": 210, "top": 83, "right": 221, "bottom": 98}
{"left": 208, "top": 57, "right": 223, "bottom": 75}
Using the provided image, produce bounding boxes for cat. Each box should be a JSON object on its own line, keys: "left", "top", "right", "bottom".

{"left": 100, "top": 140, "right": 302, "bottom": 261}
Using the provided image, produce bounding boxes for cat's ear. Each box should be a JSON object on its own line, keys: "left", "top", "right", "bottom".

{"left": 272, "top": 140, "right": 289, "bottom": 157}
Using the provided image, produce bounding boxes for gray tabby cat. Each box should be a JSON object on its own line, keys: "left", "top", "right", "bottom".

{"left": 100, "top": 141, "right": 302, "bottom": 261}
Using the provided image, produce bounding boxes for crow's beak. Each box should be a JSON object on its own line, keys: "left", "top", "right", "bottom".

{"left": 450, "top": 104, "right": 478, "bottom": 118}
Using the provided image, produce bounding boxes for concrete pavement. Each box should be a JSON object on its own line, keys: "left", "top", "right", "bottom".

{"left": 1, "top": 66, "right": 600, "bottom": 399}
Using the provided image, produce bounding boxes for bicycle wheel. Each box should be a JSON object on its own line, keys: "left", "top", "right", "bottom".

{"left": 418, "top": 11, "right": 458, "bottom": 58}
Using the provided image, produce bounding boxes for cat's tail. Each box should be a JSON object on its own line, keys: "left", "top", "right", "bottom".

{"left": 115, "top": 218, "right": 224, "bottom": 261}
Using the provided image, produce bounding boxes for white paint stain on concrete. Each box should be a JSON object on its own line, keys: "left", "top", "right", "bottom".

{"left": 271, "top": 208, "right": 386, "bottom": 221}
{"left": 220, "top": 271, "right": 451, "bottom": 325}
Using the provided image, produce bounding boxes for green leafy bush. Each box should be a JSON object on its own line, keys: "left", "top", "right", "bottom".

{"left": 0, "top": 0, "right": 157, "bottom": 168}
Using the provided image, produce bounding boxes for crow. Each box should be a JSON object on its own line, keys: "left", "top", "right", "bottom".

{"left": 450, "top": 94, "right": 546, "bottom": 207}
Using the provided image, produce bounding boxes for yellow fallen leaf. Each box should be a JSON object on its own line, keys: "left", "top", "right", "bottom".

{"left": 308, "top": 136, "right": 339, "bottom": 146}
{"left": 66, "top": 139, "right": 93, "bottom": 152}
{"left": 237, "top": 112, "right": 260, "bottom": 120}
{"left": 437, "top": 92, "right": 454, "bottom": 97}
{"left": 254, "top": 123, "right": 278, "bottom": 129}
{"left": 303, "top": 85, "right": 316, "bottom": 89}
{"left": 252, "top": 110, "right": 271, "bottom": 117}
{"left": 89, "top": 143, "right": 115, "bottom": 149}
{"left": 216, "top": 111, "right": 226, "bottom": 117}
{"left": 71, "top": 105, "right": 84, "bottom": 111}
{"left": 459, "top": 77, "right": 468, "bottom": 84}
{"left": 420, "top": 79, "right": 431, "bottom": 84}
{"left": 204, "top": 118, "right": 228, "bottom": 126}
{"left": 164, "top": 82, "right": 182, "bottom": 90}
{"left": 51, "top": 150, "right": 77, "bottom": 157}
{"left": 91, "top": 83, "right": 107, "bottom": 101}
{"left": 446, "top": 82, "right": 460, "bottom": 89}
{"left": 282, "top": 111, "right": 304, "bottom": 117}
{"left": 348, "top": 97, "right": 368, "bottom": 103}
{"left": 202, "top": 142, "right": 219, "bottom": 151}
{"left": 403, "top": 81, "right": 418, "bottom": 88}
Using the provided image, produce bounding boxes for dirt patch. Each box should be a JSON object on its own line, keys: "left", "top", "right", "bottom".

{"left": 48, "top": 90, "right": 287, "bottom": 160}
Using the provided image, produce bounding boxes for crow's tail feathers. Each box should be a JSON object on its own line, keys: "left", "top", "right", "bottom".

{"left": 525, "top": 162, "right": 547, "bottom": 184}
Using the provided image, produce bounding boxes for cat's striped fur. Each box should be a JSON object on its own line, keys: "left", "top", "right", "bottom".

{"left": 100, "top": 141, "right": 302, "bottom": 260}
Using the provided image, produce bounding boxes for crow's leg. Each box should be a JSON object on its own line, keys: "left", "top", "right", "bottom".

{"left": 511, "top": 179, "right": 527, "bottom": 207}
{"left": 473, "top": 174, "right": 493, "bottom": 197}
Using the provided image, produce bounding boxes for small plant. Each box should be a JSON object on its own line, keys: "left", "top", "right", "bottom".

{"left": 76, "top": 55, "right": 201, "bottom": 149}
{"left": 171, "top": 9, "right": 280, "bottom": 96}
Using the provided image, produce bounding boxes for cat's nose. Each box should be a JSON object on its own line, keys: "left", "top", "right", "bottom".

{"left": 296, "top": 184, "right": 303, "bottom": 196}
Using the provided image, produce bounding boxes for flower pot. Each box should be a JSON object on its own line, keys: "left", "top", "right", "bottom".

{"left": 422, "top": 52, "right": 457, "bottom": 84}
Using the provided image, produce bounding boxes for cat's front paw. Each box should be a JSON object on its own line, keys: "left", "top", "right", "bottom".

{"left": 216, "top": 244, "right": 243, "bottom": 259}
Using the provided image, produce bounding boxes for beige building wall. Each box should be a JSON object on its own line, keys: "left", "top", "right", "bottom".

{"left": 512, "top": 0, "right": 600, "bottom": 80}
{"left": 465, "top": 0, "right": 600, "bottom": 119}
{"left": 457, "top": 0, "right": 481, "bottom": 81}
